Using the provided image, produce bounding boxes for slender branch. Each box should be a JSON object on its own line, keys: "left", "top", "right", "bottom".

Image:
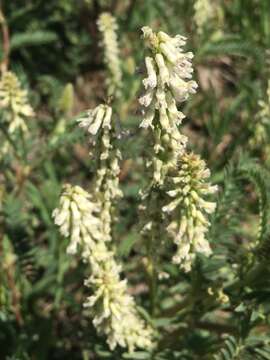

{"left": 149, "top": 253, "right": 157, "bottom": 316}
{"left": 126, "top": 0, "right": 137, "bottom": 24}
{"left": 0, "top": 4, "right": 10, "bottom": 73}
{"left": 0, "top": 123, "right": 21, "bottom": 161}
{"left": 4, "top": 257, "right": 24, "bottom": 326}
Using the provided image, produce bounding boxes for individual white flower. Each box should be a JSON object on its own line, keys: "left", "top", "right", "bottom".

{"left": 97, "top": 12, "right": 122, "bottom": 97}
{"left": 155, "top": 54, "right": 170, "bottom": 86}
{"left": 0, "top": 71, "right": 34, "bottom": 133}
{"left": 78, "top": 104, "right": 112, "bottom": 135}
{"left": 143, "top": 57, "right": 157, "bottom": 89}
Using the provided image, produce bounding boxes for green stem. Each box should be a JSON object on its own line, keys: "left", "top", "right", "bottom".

{"left": 149, "top": 252, "right": 157, "bottom": 317}
{"left": 19, "top": 127, "right": 28, "bottom": 163}
{"left": 0, "top": 123, "right": 21, "bottom": 161}
{"left": 146, "top": 198, "right": 158, "bottom": 317}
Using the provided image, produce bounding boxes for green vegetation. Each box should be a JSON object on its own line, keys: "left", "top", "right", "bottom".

{"left": 0, "top": 1, "right": 270, "bottom": 359}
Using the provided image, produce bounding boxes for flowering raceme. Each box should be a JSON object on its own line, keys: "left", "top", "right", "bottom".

{"left": 52, "top": 184, "right": 102, "bottom": 257}
{"left": 78, "top": 104, "right": 122, "bottom": 241}
{"left": 0, "top": 71, "right": 34, "bottom": 133}
{"left": 194, "top": 0, "right": 216, "bottom": 34}
{"left": 53, "top": 183, "right": 153, "bottom": 352}
{"left": 97, "top": 13, "right": 122, "bottom": 97}
{"left": 84, "top": 242, "right": 153, "bottom": 353}
{"left": 54, "top": 104, "right": 153, "bottom": 352}
{"left": 163, "top": 153, "right": 218, "bottom": 271}
{"left": 139, "top": 27, "right": 198, "bottom": 184}
{"left": 54, "top": 25, "right": 216, "bottom": 353}
{"left": 139, "top": 27, "right": 216, "bottom": 272}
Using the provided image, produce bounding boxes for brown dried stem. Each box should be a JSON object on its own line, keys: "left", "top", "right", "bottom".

{"left": 0, "top": 4, "right": 10, "bottom": 73}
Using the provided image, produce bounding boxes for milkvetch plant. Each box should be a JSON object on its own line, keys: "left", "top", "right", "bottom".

{"left": 162, "top": 152, "right": 217, "bottom": 271}
{"left": 0, "top": 70, "right": 34, "bottom": 158}
{"left": 53, "top": 103, "right": 153, "bottom": 353}
{"left": 2, "top": 2, "right": 270, "bottom": 359}
{"left": 0, "top": 71, "right": 34, "bottom": 134}
{"left": 52, "top": 24, "right": 218, "bottom": 354}
{"left": 51, "top": 23, "right": 270, "bottom": 358}
{"left": 139, "top": 26, "right": 198, "bottom": 183}
{"left": 139, "top": 27, "right": 217, "bottom": 276}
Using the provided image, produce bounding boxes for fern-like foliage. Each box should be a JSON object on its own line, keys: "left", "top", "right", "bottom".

{"left": 10, "top": 31, "right": 58, "bottom": 51}
{"left": 210, "top": 162, "right": 243, "bottom": 247}
{"left": 3, "top": 195, "right": 38, "bottom": 282}
{"left": 213, "top": 335, "right": 270, "bottom": 360}
{"left": 211, "top": 154, "right": 270, "bottom": 258}
{"left": 213, "top": 336, "right": 240, "bottom": 360}
{"left": 198, "top": 35, "right": 263, "bottom": 65}
{"left": 236, "top": 154, "right": 270, "bottom": 255}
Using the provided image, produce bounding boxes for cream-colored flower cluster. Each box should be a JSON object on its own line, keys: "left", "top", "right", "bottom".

{"left": 52, "top": 184, "right": 102, "bottom": 257}
{"left": 54, "top": 104, "right": 153, "bottom": 352}
{"left": 0, "top": 71, "right": 34, "bottom": 134}
{"left": 140, "top": 28, "right": 216, "bottom": 272}
{"left": 97, "top": 13, "right": 122, "bottom": 97}
{"left": 78, "top": 104, "right": 122, "bottom": 241}
{"left": 163, "top": 153, "right": 217, "bottom": 272}
{"left": 84, "top": 242, "right": 153, "bottom": 352}
{"left": 53, "top": 184, "right": 153, "bottom": 352}
{"left": 194, "top": 0, "right": 216, "bottom": 34}
{"left": 139, "top": 27, "right": 198, "bottom": 184}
